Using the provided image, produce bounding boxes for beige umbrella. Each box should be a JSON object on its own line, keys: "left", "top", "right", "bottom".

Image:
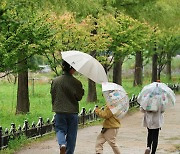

{"left": 61, "top": 50, "right": 108, "bottom": 84}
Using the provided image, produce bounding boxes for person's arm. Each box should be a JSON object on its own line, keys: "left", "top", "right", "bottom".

{"left": 75, "top": 82, "right": 84, "bottom": 101}
{"left": 95, "top": 107, "right": 113, "bottom": 119}
{"left": 140, "top": 106, "right": 145, "bottom": 113}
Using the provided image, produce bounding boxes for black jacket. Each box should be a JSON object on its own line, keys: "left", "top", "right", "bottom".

{"left": 51, "top": 72, "right": 84, "bottom": 113}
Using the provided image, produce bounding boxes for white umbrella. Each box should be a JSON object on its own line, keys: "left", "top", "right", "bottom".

{"left": 137, "top": 82, "right": 176, "bottom": 112}
{"left": 61, "top": 50, "right": 108, "bottom": 84}
{"left": 102, "top": 82, "right": 129, "bottom": 119}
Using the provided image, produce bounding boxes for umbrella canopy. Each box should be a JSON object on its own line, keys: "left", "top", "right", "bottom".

{"left": 137, "top": 82, "right": 176, "bottom": 111}
{"left": 61, "top": 51, "right": 108, "bottom": 84}
{"left": 102, "top": 82, "right": 129, "bottom": 119}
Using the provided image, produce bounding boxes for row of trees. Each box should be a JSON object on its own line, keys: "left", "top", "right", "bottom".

{"left": 0, "top": 0, "right": 179, "bottom": 114}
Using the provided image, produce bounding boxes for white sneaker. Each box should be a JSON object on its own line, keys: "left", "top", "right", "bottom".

{"left": 144, "top": 147, "right": 151, "bottom": 154}
{"left": 60, "top": 144, "right": 66, "bottom": 154}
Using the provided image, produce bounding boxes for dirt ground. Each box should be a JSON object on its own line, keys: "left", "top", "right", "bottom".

{"left": 16, "top": 95, "right": 180, "bottom": 154}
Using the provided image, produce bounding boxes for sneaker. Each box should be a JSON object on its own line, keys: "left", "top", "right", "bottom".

{"left": 144, "top": 147, "right": 151, "bottom": 154}
{"left": 60, "top": 144, "right": 66, "bottom": 154}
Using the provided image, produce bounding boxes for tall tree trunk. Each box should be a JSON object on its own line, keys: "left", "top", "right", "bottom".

{"left": 16, "top": 61, "right": 30, "bottom": 114}
{"left": 134, "top": 51, "right": 143, "bottom": 86}
{"left": 166, "top": 53, "right": 172, "bottom": 80}
{"left": 157, "top": 68, "right": 161, "bottom": 81}
{"left": 113, "top": 59, "right": 123, "bottom": 85}
{"left": 151, "top": 53, "right": 158, "bottom": 82}
{"left": 86, "top": 79, "right": 97, "bottom": 102}
{"left": 86, "top": 50, "right": 97, "bottom": 102}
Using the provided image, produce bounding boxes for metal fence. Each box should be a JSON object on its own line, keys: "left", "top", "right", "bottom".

{"left": 167, "top": 83, "right": 179, "bottom": 92}
{"left": 0, "top": 95, "right": 139, "bottom": 150}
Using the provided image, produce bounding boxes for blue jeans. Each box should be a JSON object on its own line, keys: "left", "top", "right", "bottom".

{"left": 55, "top": 113, "right": 78, "bottom": 154}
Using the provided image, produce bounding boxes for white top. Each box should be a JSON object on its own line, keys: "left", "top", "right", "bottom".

{"left": 140, "top": 107, "right": 164, "bottom": 129}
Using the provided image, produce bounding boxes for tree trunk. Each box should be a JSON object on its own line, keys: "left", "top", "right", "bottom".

{"left": 16, "top": 61, "right": 30, "bottom": 114}
{"left": 166, "top": 53, "right": 172, "bottom": 80}
{"left": 86, "top": 50, "right": 97, "bottom": 102}
{"left": 134, "top": 51, "right": 143, "bottom": 86}
{"left": 86, "top": 79, "right": 97, "bottom": 102}
{"left": 157, "top": 68, "right": 161, "bottom": 81}
{"left": 113, "top": 59, "right": 123, "bottom": 85}
{"left": 151, "top": 53, "right": 158, "bottom": 82}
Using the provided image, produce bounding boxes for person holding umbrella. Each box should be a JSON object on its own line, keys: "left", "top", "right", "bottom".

{"left": 138, "top": 81, "right": 176, "bottom": 154}
{"left": 95, "top": 106, "right": 121, "bottom": 154}
{"left": 50, "top": 60, "right": 84, "bottom": 154}
{"left": 140, "top": 105, "right": 165, "bottom": 154}
{"left": 95, "top": 82, "right": 129, "bottom": 154}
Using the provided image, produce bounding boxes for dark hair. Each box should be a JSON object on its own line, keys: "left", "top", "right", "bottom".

{"left": 62, "top": 60, "right": 72, "bottom": 72}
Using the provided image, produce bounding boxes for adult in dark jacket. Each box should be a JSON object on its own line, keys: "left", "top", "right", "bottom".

{"left": 51, "top": 60, "right": 84, "bottom": 154}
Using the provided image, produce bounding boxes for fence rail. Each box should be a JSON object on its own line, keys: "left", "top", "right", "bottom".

{"left": 0, "top": 94, "right": 139, "bottom": 150}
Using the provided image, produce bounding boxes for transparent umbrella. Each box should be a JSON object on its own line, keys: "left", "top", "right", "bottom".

{"left": 137, "top": 82, "right": 176, "bottom": 111}
{"left": 61, "top": 50, "right": 108, "bottom": 84}
{"left": 102, "top": 82, "right": 129, "bottom": 119}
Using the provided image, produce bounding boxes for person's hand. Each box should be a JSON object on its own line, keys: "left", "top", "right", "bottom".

{"left": 95, "top": 107, "right": 99, "bottom": 114}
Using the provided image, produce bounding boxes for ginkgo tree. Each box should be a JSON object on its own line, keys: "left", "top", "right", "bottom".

{"left": 154, "top": 29, "right": 180, "bottom": 80}
{"left": 97, "top": 12, "right": 152, "bottom": 85}
{"left": 0, "top": 1, "right": 56, "bottom": 114}
{"left": 46, "top": 12, "right": 112, "bottom": 102}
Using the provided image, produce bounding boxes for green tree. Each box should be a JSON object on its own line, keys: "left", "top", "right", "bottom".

{"left": 97, "top": 12, "right": 150, "bottom": 85}
{"left": 116, "top": 0, "right": 180, "bottom": 82}
{"left": 156, "top": 29, "right": 180, "bottom": 80}
{"left": 0, "top": 0, "right": 56, "bottom": 114}
{"left": 47, "top": 12, "right": 111, "bottom": 102}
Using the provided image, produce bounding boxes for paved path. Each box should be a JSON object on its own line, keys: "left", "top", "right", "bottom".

{"left": 16, "top": 95, "right": 180, "bottom": 154}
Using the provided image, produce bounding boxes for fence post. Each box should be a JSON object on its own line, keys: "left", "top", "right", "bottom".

{"left": 40, "top": 117, "right": 43, "bottom": 136}
{"left": 0, "top": 126, "right": 2, "bottom": 150}
{"left": 36, "top": 117, "right": 43, "bottom": 136}
{"left": 82, "top": 107, "right": 86, "bottom": 126}
{"left": 51, "top": 114, "right": 55, "bottom": 128}
{"left": 22, "top": 120, "right": 29, "bottom": 137}
{"left": 94, "top": 105, "right": 98, "bottom": 120}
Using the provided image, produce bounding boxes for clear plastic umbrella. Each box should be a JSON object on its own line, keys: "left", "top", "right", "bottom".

{"left": 102, "top": 82, "right": 129, "bottom": 119}
{"left": 137, "top": 82, "right": 176, "bottom": 111}
{"left": 61, "top": 50, "right": 108, "bottom": 84}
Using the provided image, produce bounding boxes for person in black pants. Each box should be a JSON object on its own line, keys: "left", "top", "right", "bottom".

{"left": 146, "top": 128, "right": 160, "bottom": 154}
{"left": 140, "top": 107, "right": 164, "bottom": 154}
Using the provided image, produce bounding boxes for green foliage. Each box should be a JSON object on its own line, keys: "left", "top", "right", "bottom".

{"left": 116, "top": 0, "right": 180, "bottom": 29}
{"left": 44, "top": 12, "right": 112, "bottom": 76}
{"left": 0, "top": 0, "right": 57, "bottom": 73}
{"left": 97, "top": 12, "right": 152, "bottom": 63}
